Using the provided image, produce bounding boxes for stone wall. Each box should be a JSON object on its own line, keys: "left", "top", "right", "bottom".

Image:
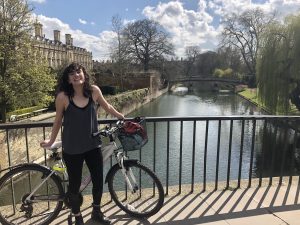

{"left": 99, "top": 86, "right": 168, "bottom": 119}
{"left": 94, "top": 71, "right": 162, "bottom": 91}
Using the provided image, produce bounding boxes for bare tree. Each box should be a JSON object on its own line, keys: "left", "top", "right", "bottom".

{"left": 122, "top": 19, "right": 174, "bottom": 71}
{"left": 111, "top": 14, "right": 126, "bottom": 90}
{"left": 184, "top": 46, "right": 201, "bottom": 78}
{"left": 221, "top": 8, "right": 275, "bottom": 87}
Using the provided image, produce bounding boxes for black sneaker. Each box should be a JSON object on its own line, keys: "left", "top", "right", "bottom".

{"left": 91, "top": 209, "right": 111, "bottom": 224}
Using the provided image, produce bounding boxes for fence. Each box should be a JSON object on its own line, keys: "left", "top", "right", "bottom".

{"left": 1, "top": 116, "right": 300, "bottom": 196}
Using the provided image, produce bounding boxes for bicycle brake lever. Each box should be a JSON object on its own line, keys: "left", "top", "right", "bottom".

{"left": 92, "top": 131, "right": 100, "bottom": 137}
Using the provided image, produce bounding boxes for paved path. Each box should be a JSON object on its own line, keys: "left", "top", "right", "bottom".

{"left": 52, "top": 183, "right": 300, "bottom": 225}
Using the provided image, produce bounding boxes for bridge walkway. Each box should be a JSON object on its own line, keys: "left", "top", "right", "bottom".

{"left": 52, "top": 180, "right": 300, "bottom": 225}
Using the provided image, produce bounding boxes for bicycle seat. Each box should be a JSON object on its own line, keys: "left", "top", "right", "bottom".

{"left": 44, "top": 141, "right": 62, "bottom": 151}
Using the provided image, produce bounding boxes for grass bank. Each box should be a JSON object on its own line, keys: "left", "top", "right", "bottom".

{"left": 238, "top": 88, "right": 300, "bottom": 115}
{"left": 237, "top": 88, "right": 271, "bottom": 114}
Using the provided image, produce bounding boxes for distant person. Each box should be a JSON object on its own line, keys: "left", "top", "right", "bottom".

{"left": 40, "top": 62, "right": 124, "bottom": 225}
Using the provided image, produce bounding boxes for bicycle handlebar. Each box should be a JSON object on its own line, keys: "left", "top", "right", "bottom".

{"left": 92, "top": 119, "right": 124, "bottom": 137}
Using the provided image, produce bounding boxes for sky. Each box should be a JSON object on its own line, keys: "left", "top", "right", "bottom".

{"left": 28, "top": 0, "right": 300, "bottom": 61}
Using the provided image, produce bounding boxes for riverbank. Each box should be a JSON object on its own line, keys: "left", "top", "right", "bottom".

{"left": 99, "top": 87, "right": 168, "bottom": 119}
{"left": 237, "top": 88, "right": 271, "bottom": 114}
{"left": 237, "top": 88, "right": 300, "bottom": 115}
{"left": 26, "top": 87, "right": 168, "bottom": 122}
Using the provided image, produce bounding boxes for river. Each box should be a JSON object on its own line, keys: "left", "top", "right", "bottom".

{"left": 10, "top": 91, "right": 294, "bottom": 195}
{"left": 1, "top": 91, "right": 296, "bottom": 203}
{"left": 98, "top": 91, "right": 272, "bottom": 193}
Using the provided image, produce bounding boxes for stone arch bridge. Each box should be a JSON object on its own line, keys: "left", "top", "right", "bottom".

{"left": 169, "top": 76, "right": 244, "bottom": 92}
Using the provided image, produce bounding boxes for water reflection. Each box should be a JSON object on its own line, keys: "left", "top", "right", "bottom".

{"left": 255, "top": 120, "right": 300, "bottom": 178}
{"left": 125, "top": 92, "right": 299, "bottom": 187}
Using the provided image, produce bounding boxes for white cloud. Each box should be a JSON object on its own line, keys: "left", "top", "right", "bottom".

{"left": 143, "top": 1, "right": 218, "bottom": 57}
{"left": 143, "top": 0, "right": 300, "bottom": 58}
{"left": 32, "top": 0, "right": 300, "bottom": 61}
{"left": 29, "top": 0, "right": 46, "bottom": 3}
{"left": 123, "top": 19, "right": 135, "bottom": 25}
{"left": 208, "top": 0, "right": 300, "bottom": 19}
{"left": 78, "top": 18, "right": 87, "bottom": 25}
{"left": 33, "top": 14, "right": 115, "bottom": 61}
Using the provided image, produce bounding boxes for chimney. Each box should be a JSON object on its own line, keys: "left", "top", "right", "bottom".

{"left": 54, "top": 30, "right": 60, "bottom": 42}
{"left": 65, "top": 34, "right": 72, "bottom": 45}
{"left": 34, "top": 22, "right": 43, "bottom": 37}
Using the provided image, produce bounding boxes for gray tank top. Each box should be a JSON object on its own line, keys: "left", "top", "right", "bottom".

{"left": 62, "top": 97, "right": 101, "bottom": 154}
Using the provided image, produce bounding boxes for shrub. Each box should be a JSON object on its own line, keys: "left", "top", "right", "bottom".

{"left": 7, "top": 106, "right": 47, "bottom": 119}
{"left": 213, "top": 68, "right": 224, "bottom": 78}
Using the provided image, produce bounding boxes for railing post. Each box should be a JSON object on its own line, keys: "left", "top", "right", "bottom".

{"left": 237, "top": 119, "right": 245, "bottom": 189}
{"left": 248, "top": 119, "right": 256, "bottom": 188}
{"left": 203, "top": 120, "right": 209, "bottom": 193}
{"left": 191, "top": 120, "right": 196, "bottom": 193}
{"left": 226, "top": 119, "right": 233, "bottom": 189}
{"left": 215, "top": 120, "right": 221, "bottom": 191}
{"left": 166, "top": 121, "right": 170, "bottom": 196}
{"left": 179, "top": 120, "right": 183, "bottom": 195}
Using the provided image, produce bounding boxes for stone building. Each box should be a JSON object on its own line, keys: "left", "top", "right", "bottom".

{"left": 32, "top": 22, "right": 93, "bottom": 71}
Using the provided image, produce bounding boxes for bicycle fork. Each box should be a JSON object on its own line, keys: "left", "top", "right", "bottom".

{"left": 117, "top": 153, "right": 138, "bottom": 193}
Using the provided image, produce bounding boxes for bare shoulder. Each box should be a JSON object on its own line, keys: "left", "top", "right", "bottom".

{"left": 56, "top": 92, "right": 68, "bottom": 101}
{"left": 91, "top": 85, "right": 102, "bottom": 99}
{"left": 56, "top": 92, "right": 69, "bottom": 108}
{"left": 91, "top": 84, "right": 101, "bottom": 93}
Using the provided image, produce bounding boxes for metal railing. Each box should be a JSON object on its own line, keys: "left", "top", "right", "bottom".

{"left": 1, "top": 115, "right": 300, "bottom": 196}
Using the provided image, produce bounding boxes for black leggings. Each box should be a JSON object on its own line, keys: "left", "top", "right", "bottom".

{"left": 63, "top": 148, "right": 103, "bottom": 214}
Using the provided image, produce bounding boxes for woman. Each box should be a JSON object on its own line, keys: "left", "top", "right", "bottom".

{"left": 40, "top": 62, "right": 124, "bottom": 225}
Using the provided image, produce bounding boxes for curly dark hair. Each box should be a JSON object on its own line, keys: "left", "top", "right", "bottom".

{"left": 56, "top": 62, "right": 92, "bottom": 97}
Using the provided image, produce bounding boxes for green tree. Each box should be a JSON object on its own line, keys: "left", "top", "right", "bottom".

{"left": 0, "top": 0, "right": 56, "bottom": 122}
{"left": 216, "top": 46, "right": 244, "bottom": 75}
{"left": 257, "top": 14, "right": 300, "bottom": 114}
{"left": 122, "top": 19, "right": 174, "bottom": 71}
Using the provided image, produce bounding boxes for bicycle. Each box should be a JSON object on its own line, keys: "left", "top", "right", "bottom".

{"left": 0, "top": 118, "right": 164, "bottom": 225}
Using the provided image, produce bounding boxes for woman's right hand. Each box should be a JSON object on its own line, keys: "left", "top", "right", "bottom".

{"left": 40, "top": 140, "right": 54, "bottom": 148}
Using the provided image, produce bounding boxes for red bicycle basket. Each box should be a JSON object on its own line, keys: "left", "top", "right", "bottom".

{"left": 118, "top": 117, "right": 148, "bottom": 151}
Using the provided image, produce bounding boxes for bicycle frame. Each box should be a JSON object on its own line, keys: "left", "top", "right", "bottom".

{"left": 23, "top": 123, "right": 142, "bottom": 203}
{"left": 0, "top": 119, "right": 164, "bottom": 225}
{"left": 79, "top": 141, "right": 138, "bottom": 193}
{"left": 38, "top": 139, "right": 139, "bottom": 196}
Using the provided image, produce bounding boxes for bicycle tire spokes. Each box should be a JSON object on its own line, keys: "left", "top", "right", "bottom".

{"left": 108, "top": 162, "right": 164, "bottom": 217}
{"left": 0, "top": 166, "right": 63, "bottom": 225}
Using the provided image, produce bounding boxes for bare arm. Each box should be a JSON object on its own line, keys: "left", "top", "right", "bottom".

{"left": 40, "top": 92, "right": 66, "bottom": 148}
{"left": 92, "top": 85, "right": 125, "bottom": 119}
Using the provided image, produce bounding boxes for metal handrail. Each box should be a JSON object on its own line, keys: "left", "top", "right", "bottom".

{"left": 1, "top": 115, "right": 300, "bottom": 195}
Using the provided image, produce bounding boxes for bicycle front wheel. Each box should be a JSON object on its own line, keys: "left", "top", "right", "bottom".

{"left": 0, "top": 163, "right": 64, "bottom": 225}
{"left": 107, "top": 160, "right": 164, "bottom": 218}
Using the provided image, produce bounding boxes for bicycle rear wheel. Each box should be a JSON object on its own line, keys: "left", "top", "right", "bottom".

{"left": 107, "top": 160, "right": 164, "bottom": 218}
{"left": 0, "top": 163, "right": 64, "bottom": 225}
